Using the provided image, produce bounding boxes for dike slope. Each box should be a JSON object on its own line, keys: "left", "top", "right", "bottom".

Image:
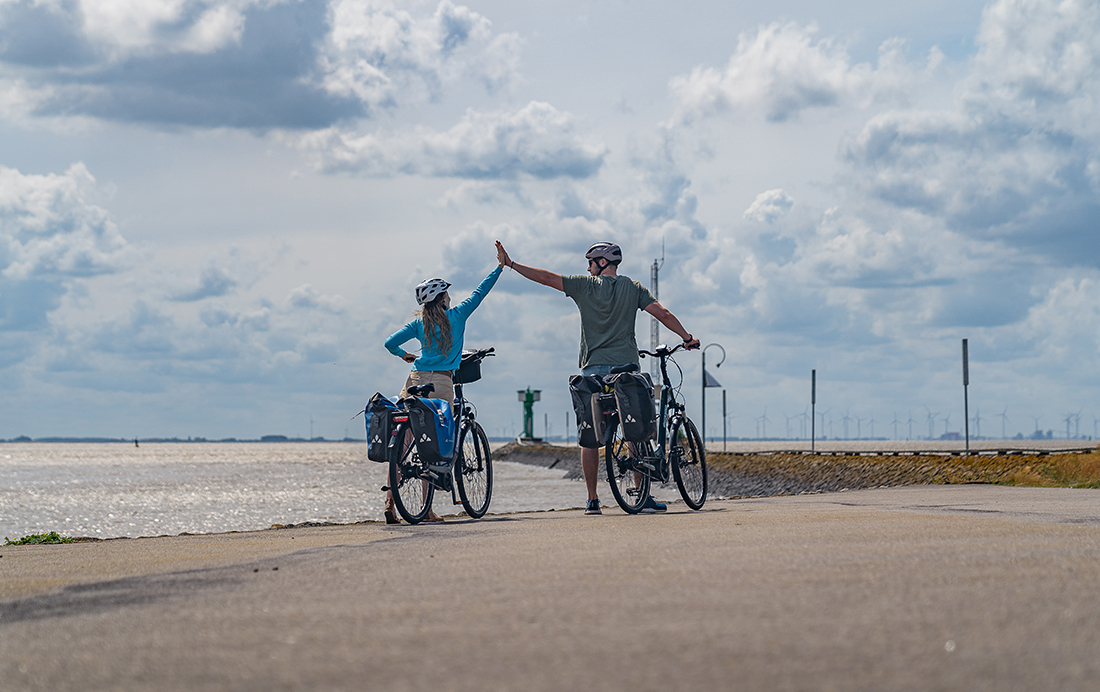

{"left": 495, "top": 442, "right": 1100, "bottom": 496}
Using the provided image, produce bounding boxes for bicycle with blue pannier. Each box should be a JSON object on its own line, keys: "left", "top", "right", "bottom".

{"left": 365, "top": 347, "right": 495, "bottom": 524}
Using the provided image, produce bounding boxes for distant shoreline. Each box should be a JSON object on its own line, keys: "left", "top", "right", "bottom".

{"left": 1, "top": 437, "right": 367, "bottom": 444}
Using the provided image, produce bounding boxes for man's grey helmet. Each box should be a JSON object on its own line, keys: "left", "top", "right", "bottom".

{"left": 415, "top": 278, "right": 451, "bottom": 305}
{"left": 585, "top": 242, "right": 622, "bottom": 263}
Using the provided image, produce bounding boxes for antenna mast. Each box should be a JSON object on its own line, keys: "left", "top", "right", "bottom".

{"left": 650, "top": 241, "right": 664, "bottom": 380}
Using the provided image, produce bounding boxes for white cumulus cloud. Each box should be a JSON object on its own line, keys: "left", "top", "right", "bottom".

{"left": 669, "top": 22, "right": 940, "bottom": 125}
{"left": 303, "top": 101, "right": 606, "bottom": 179}
{"left": 744, "top": 189, "right": 794, "bottom": 223}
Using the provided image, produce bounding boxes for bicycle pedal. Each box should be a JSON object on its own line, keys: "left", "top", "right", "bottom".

{"left": 381, "top": 486, "right": 390, "bottom": 492}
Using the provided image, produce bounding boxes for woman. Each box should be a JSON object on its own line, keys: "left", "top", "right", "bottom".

{"left": 382, "top": 248, "right": 505, "bottom": 523}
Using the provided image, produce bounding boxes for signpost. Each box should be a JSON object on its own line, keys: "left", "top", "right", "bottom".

{"left": 962, "top": 339, "right": 970, "bottom": 453}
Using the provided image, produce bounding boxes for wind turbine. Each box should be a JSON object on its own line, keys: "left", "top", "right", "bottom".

{"left": 925, "top": 407, "right": 939, "bottom": 440}
{"left": 854, "top": 414, "right": 863, "bottom": 440}
{"left": 841, "top": 409, "right": 853, "bottom": 440}
{"left": 942, "top": 413, "right": 951, "bottom": 436}
{"left": 971, "top": 407, "right": 983, "bottom": 439}
{"left": 891, "top": 412, "right": 900, "bottom": 440}
{"left": 757, "top": 408, "right": 771, "bottom": 439}
{"left": 818, "top": 408, "right": 831, "bottom": 439}
{"left": 907, "top": 410, "right": 915, "bottom": 441}
{"left": 868, "top": 416, "right": 876, "bottom": 439}
{"left": 782, "top": 411, "right": 793, "bottom": 440}
{"left": 997, "top": 407, "right": 1010, "bottom": 440}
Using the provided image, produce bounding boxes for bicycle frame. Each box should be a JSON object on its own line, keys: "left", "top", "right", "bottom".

{"left": 643, "top": 344, "right": 691, "bottom": 479}
{"left": 387, "top": 384, "right": 474, "bottom": 501}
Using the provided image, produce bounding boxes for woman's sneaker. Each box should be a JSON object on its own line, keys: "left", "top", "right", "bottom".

{"left": 640, "top": 496, "right": 667, "bottom": 513}
{"left": 584, "top": 499, "right": 602, "bottom": 515}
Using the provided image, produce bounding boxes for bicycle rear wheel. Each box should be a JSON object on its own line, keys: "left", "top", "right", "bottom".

{"left": 455, "top": 421, "right": 493, "bottom": 518}
{"left": 389, "top": 428, "right": 435, "bottom": 524}
{"left": 670, "top": 417, "right": 707, "bottom": 510}
{"left": 605, "top": 423, "right": 651, "bottom": 514}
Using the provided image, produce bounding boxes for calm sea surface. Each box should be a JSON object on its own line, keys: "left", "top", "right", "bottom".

{"left": 0, "top": 442, "right": 587, "bottom": 540}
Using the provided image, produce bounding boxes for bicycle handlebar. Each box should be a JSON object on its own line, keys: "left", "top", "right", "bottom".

{"left": 638, "top": 342, "right": 692, "bottom": 359}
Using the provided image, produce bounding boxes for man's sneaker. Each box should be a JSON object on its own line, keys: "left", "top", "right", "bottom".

{"left": 584, "top": 499, "right": 602, "bottom": 515}
{"left": 640, "top": 496, "right": 667, "bottom": 513}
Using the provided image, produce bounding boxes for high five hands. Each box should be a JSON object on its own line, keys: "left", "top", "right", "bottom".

{"left": 495, "top": 241, "right": 511, "bottom": 268}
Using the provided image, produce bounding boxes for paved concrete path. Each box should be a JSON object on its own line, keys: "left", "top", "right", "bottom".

{"left": 2, "top": 486, "right": 1099, "bottom": 691}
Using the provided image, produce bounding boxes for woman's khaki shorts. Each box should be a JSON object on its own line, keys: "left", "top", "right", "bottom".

{"left": 399, "top": 370, "right": 455, "bottom": 403}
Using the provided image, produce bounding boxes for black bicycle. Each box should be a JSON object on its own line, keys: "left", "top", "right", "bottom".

{"left": 386, "top": 348, "right": 495, "bottom": 524}
{"left": 601, "top": 343, "right": 707, "bottom": 513}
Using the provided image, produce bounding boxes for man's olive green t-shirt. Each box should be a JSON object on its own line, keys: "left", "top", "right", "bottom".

{"left": 561, "top": 274, "right": 656, "bottom": 369}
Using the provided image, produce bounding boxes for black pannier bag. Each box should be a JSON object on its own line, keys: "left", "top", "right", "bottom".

{"left": 366, "top": 392, "right": 398, "bottom": 462}
{"left": 605, "top": 371, "right": 657, "bottom": 442}
{"left": 569, "top": 374, "right": 605, "bottom": 448}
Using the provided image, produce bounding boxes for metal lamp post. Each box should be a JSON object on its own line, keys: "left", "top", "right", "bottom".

{"left": 702, "top": 343, "right": 726, "bottom": 449}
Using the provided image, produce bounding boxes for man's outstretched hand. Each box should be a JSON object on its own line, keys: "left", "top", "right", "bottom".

{"left": 683, "top": 336, "right": 701, "bottom": 350}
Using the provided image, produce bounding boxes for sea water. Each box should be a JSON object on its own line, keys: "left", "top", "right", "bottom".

{"left": 0, "top": 442, "right": 586, "bottom": 540}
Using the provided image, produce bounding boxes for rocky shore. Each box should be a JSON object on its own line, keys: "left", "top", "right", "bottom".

{"left": 494, "top": 441, "right": 1100, "bottom": 497}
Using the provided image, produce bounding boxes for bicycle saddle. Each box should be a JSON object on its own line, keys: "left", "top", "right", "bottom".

{"left": 406, "top": 383, "right": 435, "bottom": 397}
{"left": 609, "top": 363, "right": 639, "bottom": 374}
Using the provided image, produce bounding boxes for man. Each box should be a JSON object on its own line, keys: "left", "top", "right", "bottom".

{"left": 495, "top": 240, "right": 700, "bottom": 514}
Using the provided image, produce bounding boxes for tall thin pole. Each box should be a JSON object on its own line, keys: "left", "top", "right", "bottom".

{"left": 811, "top": 369, "right": 816, "bottom": 452}
{"left": 722, "top": 389, "right": 727, "bottom": 452}
{"left": 701, "top": 349, "right": 706, "bottom": 448}
{"left": 962, "top": 339, "right": 970, "bottom": 453}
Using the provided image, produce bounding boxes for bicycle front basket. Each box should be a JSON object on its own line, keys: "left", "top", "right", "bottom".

{"left": 455, "top": 352, "right": 482, "bottom": 384}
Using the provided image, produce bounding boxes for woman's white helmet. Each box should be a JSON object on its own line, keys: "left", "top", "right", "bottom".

{"left": 585, "top": 242, "right": 622, "bottom": 264}
{"left": 415, "top": 278, "right": 451, "bottom": 305}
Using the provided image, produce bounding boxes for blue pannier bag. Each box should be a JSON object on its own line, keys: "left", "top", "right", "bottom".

{"left": 404, "top": 397, "right": 456, "bottom": 465}
{"left": 365, "top": 392, "right": 398, "bottom": 462}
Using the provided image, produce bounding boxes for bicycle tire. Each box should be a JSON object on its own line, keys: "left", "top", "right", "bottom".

{"left": 605, "top": 423, "right": 652, "bottom": 514}
{"left": 455, "top": 421, "right": 493, "bottom": 518}
{"left": 389, "top": 427, "right": 435, "bottom": 524}
{"left": 670, "top": 417, "right": 707, "bottom": 510}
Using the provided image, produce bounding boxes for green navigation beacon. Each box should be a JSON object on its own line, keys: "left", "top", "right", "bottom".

{"left": 517, "top": 388, "right": 542, "bottom": 441}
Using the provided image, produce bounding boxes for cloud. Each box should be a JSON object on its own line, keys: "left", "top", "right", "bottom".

{"left": 744, "top": 189, "right": 794, "bottom": 223}
{"left": 668, "top": 22, "right": 940, "bottom": 125}
{"left": 304, "top": 101, "right": 606, "bottom": 179}
{"left": 0, "top": 0, "right": 521, "bottom": 129}
{"left": 171, "top": 265, "right": 238, "bottom": 301}
{"left": 287, "top": 284, "right": 347, "bottom": 313}
{"left": 840, "top": 0, "right": 1100, "bottom": 267}
{"left": 0, "top": 163, "right": 130, "bottom": 333}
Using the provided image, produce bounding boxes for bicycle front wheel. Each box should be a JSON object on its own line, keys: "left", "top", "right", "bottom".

{"left": 670, "top": 417, "right": 707, "bottom": 510}
{"left": 605, "top": 423, "right": 651, "bottom": 514}
{"left": 455, "top": 421, "right": 493, "bottom": 518}
{"left": 389, "top": 429, "right": 435, "bottom": 524}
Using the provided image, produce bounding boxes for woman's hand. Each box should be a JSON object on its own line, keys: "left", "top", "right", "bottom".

{"left": 402, "top": 353, "right": 417, "bottom": 363}
{"left": 496, "top": 240, "right": 511, "bottom": 268}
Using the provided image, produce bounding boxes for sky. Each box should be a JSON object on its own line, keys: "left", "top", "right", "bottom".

{"left": 1, "top": 0, "right": 1099, "bottom": 442}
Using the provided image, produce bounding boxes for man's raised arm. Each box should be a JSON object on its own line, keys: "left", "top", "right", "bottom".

{"left": 496, "top": 241, "right": 564, "bottom": 292}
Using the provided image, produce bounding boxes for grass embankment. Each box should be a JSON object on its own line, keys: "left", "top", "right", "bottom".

{"left": 706, "top": 448, "right": 1100, "bottom": 497}
{"left": 497, "top": 442, "right": 1100, "bottom": 497}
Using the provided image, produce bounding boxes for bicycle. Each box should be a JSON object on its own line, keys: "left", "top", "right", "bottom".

{"left": 600, "top": 343, "right": 707, "bottom": 514}
{"left": 384, "top": 347, "right": 495, "bottom": 524}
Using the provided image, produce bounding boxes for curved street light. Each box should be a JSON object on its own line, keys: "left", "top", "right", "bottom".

{"left": 702, "top": 343, "right": 725, "bottom": 448}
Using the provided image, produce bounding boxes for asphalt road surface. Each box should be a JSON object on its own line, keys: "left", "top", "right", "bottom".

{"left": 2, "top": 485, "right": 1099, "bottom": 691}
